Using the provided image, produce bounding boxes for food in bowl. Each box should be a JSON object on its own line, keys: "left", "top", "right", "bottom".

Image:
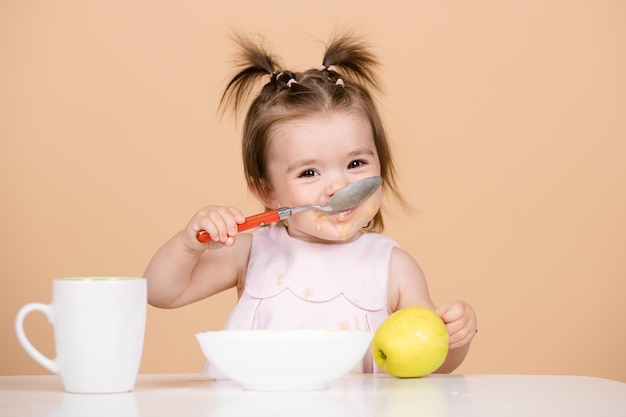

{"left": 196, "top": 329, "right": 372, "bottom": 391}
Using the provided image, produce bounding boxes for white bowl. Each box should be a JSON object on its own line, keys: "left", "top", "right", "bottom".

{"left": 196, "top": 329, "right": 373, "bottom": 391}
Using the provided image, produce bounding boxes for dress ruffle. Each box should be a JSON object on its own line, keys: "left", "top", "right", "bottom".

{"left": 242, "top": 225, "right": 396, "bottom": 311}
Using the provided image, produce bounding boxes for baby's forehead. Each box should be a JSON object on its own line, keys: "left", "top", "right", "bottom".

{"left": 268, "top": 112, "right": 373, "bottom": 142}
{"left": 269, "top": 109, "right": 371, "bottom": 131}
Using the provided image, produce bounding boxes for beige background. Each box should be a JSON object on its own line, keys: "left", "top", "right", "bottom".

{"left": 2, "top": 1, "right": 625, "bottom": 382}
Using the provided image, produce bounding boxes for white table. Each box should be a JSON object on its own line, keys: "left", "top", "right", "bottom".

{"left": 1, "top": 373, "right": 625, "bottom": 417}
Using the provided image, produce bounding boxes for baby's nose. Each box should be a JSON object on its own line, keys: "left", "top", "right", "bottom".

{"left": 326, "top": 178, "right": 350, "bottom": 198}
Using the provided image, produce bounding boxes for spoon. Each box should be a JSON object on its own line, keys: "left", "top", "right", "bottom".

{"left": 197, "top": 176, "right": 383, "bottom": 242}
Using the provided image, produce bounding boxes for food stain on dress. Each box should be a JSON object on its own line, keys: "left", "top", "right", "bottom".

{"left": 303, "top": 288, "right": 312, "bottom": 300}
{"left": 276, "top": 274, "right": 285, "bottom": 286}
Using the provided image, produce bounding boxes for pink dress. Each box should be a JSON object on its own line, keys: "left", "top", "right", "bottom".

{"left": 207, "top": 224, "right": 398, "bottom": 376}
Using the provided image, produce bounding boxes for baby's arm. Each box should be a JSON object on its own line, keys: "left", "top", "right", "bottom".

{"left": 387, "top": 247, "right": 477, "bottom": 373}
{"left": 144, "top": 206, "right": 251, "bottom": 309}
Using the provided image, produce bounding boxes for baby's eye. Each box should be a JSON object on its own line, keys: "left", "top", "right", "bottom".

{"left": 348, "top": 160, "right": 366, "bottom": 169}
{"left": 299, "top": 169, "right": 318, "bottom": 178}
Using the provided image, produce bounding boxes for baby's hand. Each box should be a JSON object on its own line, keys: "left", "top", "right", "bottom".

{"left": 436, "top": 300, "right": 477, "bottom": 350}
{"left": 185, "top": 206, "right": 245, "bottom": 251}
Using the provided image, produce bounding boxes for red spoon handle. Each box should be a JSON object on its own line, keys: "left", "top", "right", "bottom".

{"left": 196, "top": 209, "right": 281, "bottom": 242}
{"left": 237, "top": 210, "right": 281, "bottom": 231}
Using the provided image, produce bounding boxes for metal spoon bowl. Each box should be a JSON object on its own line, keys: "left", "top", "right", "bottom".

{"left": 197, "top": 176, "right": 383, "bottom": 242}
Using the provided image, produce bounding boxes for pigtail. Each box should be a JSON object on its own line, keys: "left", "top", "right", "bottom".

{"left": 322, "top": 34, "right": 381, "bottom": 91}
{"left": 220, "top": 33, "right": 281, "bottom": 115}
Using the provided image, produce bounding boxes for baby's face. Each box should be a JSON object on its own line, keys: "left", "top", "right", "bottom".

{"left": 263, "top": 111, "right": 382, "bottom": 243}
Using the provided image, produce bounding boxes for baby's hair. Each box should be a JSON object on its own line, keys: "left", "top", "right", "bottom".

{"left": 220, "top": 32, "right": 407, "bottom": 232}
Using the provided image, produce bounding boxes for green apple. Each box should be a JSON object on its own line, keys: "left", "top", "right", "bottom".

{"left": 372, "top": 306, "right": 449, "bottom": 377}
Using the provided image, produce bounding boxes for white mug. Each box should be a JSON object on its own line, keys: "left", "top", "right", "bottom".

{"left": 15, "top": 277, "right": 147, "bottom": 394}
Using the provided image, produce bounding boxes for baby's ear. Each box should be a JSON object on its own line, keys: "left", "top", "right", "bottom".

{"left": 248, "top": 177, "right": 277, "bottom": 209}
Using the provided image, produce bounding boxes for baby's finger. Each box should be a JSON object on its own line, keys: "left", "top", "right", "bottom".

{"left": 201, "top": 210, "right": 235, "bottom": 243}
{"left": 225, "top": 207, "right": 246, "bottom": 235}
{"left": 444, "top": 316, "right": 466, "bottom": 338}
{"left": 197, "top": 222, "right": 222, "bottom": 244}
{"left": 449, "top": 324, "right": 478, "bottom": 349}
{"left": 438, "top": 301, "right": 465, "bottom": 324}
{"left": 447, "top": 315, "right": 478, "bottom": 349}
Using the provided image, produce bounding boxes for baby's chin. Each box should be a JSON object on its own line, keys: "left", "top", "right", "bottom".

{"left": 289, "top": 225, "right": 364, "bottom": 244}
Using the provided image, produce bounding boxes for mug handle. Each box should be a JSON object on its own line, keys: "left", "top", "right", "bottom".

{"left": 15, "top": 303, "right": 59, "bottom": 374}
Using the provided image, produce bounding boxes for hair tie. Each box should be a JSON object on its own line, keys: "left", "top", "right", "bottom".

{"left": 319, "top": 64, "right": 337, "bottom": 73}
{"left": 335, "top": 78, "right": 345, "bottom": 87}
{"left": 270, "top": 71, "right": 283, "bottom": 83}
{"left": 287, "top": 78, "right": 297, "bottom": 87}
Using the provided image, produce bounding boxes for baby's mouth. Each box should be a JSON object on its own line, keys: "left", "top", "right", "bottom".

{"left": 332, "top": 209, "right": 354, "bottom": 220}
{"left": 311, "top": 208, "right": 354, "bottom": 223}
